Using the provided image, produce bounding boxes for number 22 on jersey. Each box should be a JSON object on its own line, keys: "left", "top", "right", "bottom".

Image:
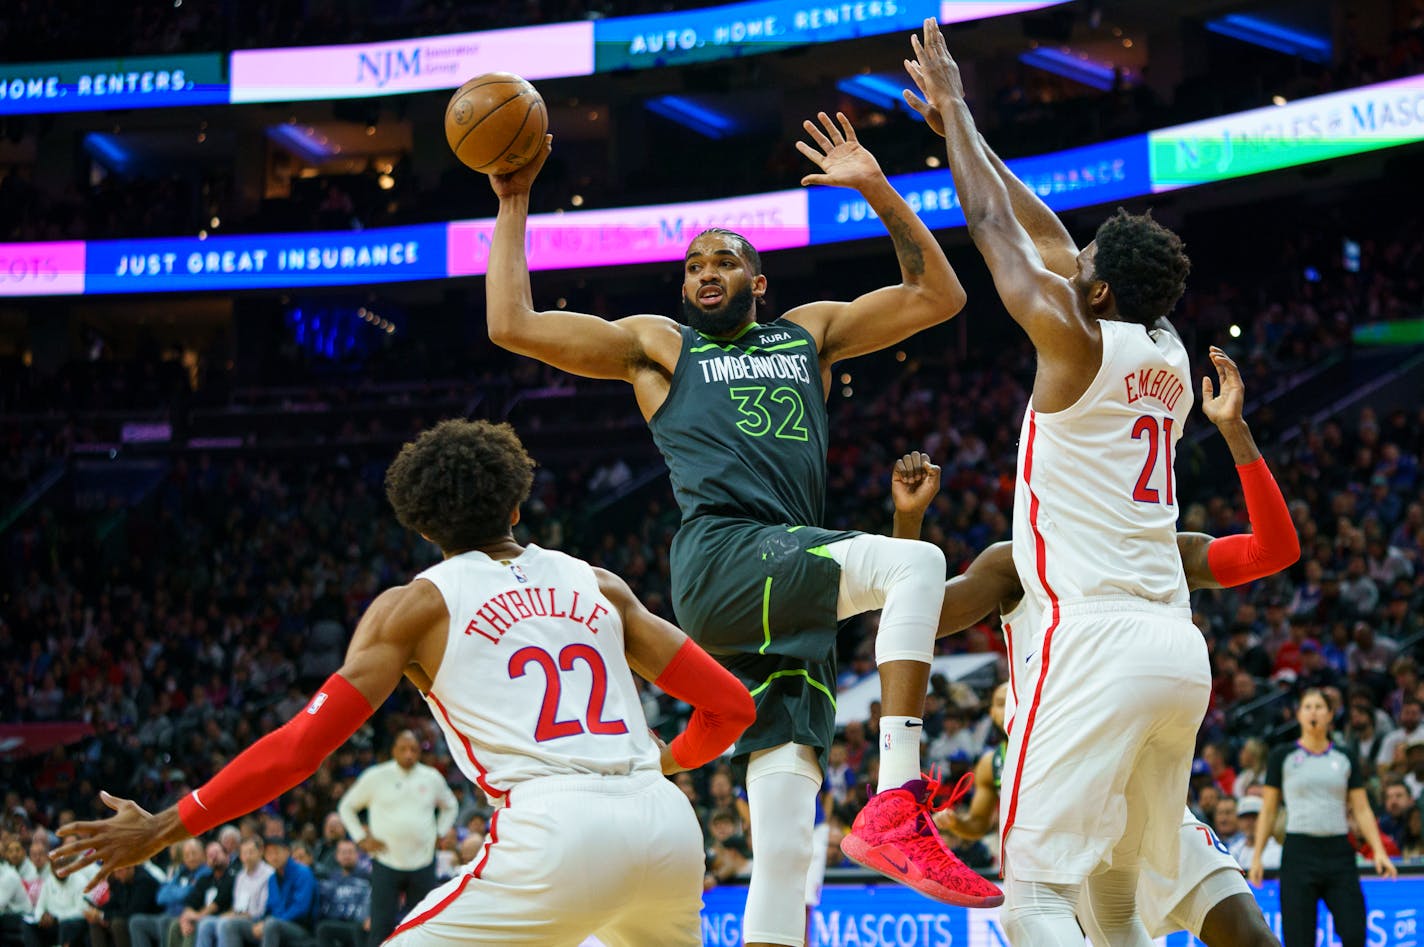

{"left": 1131, "top": 415, "right": 1175, "bottom": 506}
{"left": 508, "top": 644, "right": 629, "bottom": 743}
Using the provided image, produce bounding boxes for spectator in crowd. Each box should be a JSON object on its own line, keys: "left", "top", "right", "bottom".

{"left": 2, "top": 838, "right": 34, "bottom": 944}
{"left": 1231, "top": 796, "right": 1280, "bottom": 870}
{"left": 335, "top": 732, "right": 454, "bottom": 946}
{"left": 1234, "top": 739, "right": 1270, "bottom": 799}
{"left": 208, "top": 838, "right": 271, "bottom": 947}
{"left": 709, "top": 835, "right": 753, "bottom": 885}
{"left": 21, "top": 836, "right": 94, "bottom": 947}
{"left": 129, "top": 840, "right": 208, "bottom": 947}
{"left": 1213, "top": 796, "right": 1246, "bottom": 853}
{"left": 1379, "top": 781, "right": 1417, "bottom": 849}
{"left": 253, "top": 838, "right": 314, "bottom": 947}
{"left": 823, "top": 740, "right": 857, "bottom": 809}
{"left": 309, "top": 820, "right": 346, "bottom": 883}
{"left": 312, "top": 842, "right": 369, "bottom": 947}
{"left": 1378, "top": 697, "right": 1424, "bottom": 772}
{"left": 704, "top": 771, "right": 750, "bottom": 840}
{"left": 215, "top": 833, "right": 241, "bottom": 870}
{"left": 1405, "top": 739, "right": 1424, "bottom": 801}
{"left": 88, "top": 863, "right": 160, "bottom": 947}
{"left": 168, "top": 844, "right": 231, "bottom": 947}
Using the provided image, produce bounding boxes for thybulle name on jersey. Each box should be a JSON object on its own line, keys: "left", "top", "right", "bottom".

{"left": 1123, "top": 367, "right": 1187, "bottom": 413}
{"left": 462, "top": 585, "right": 609, "bottom": 644}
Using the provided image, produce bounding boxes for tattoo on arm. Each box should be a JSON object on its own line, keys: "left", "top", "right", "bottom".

{"left": 883, "top": 210, "right": 926, "bottom": 277}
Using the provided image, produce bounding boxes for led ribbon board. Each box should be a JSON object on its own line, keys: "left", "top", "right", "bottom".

{"left": 4, "top": 76, "right": 1422, "bottom": 295}
{"left": 83, "top": 225, "right": 447, "bottom": 294}
{"left": 0, "top": 53, "right": 227, "bottom": 115}
{"left": 1148, "top": 73, "right": 1424, "bottom": 188}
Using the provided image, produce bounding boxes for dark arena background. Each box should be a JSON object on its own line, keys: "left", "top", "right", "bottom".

{"left": 2, "top": 1, "right": 1423, "bottom": 945}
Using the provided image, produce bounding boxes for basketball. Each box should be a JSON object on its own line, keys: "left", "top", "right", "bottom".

{"left": 444, "top": 72, "right": 548, "bottom": 175}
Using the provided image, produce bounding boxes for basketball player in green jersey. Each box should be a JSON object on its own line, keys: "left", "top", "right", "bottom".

{"left": 485, "top": 113, "right": 1002, "bottom": 946}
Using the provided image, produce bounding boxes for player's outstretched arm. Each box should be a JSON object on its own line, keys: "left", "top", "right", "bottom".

{"left": 485, "top": 135, "right": 680, "bottom": 381}
{"left": 596, "top": 569, "right": 756, "bottom": 774}
{"left": 1180, "top": 348, "right": 1300, "bottom": 591}
{"left": 901, "top": 92, "right": 1078, "bottom": 278}
{"left": 887, "top": 452, "right": 1022, "bottom": 637}
{"left": 905, "top": 20, "right": 1090, "bottom": 366}
{"left": 784, "top": 112, "right": 966, "bottom": 365}
{"left": 52, "top": 581, "right": 447, "bottom": 888}
{"left": 934, "top": 750, "right": 998, "bottom": 841}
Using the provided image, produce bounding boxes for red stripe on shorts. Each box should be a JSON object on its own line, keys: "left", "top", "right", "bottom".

{"left": 1002, "top": 411, "right": 1062, "bottom": 851}
{"left": 429, "top": 691, "right": 506, "bottom": 801}
{"left": 1003, "top": 619, "right": 1017, "bottom": 736}
{"left": 384, "top": 807, "right": 504, "bottom": 942}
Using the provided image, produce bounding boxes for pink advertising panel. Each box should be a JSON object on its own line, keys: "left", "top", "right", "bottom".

{"left": 229, "top": 22, "right": 594, "bottom": 103}
{"left": 448, "top": 190, "right": 810, "bottom": 277}
{"left": 940, "top": 1, "right": 1069, "bottom": 21}
{"left": 0, "top": 241, "right": 86, "bottom": 296}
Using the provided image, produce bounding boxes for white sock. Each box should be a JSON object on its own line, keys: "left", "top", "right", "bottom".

{"left": 877, "top": 716, "right": 923, "bottom": 791}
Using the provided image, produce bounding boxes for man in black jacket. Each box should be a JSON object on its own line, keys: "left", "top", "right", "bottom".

{"left": 88, "top": 864, "right": 160, "bottom": 947}
{"left": 167, "top": 846, "right": 232, "bottom": 947}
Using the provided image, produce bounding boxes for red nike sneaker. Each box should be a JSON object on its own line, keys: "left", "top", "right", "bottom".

{"left": 841, "top": 770, "right": 1004, "bottom": 908}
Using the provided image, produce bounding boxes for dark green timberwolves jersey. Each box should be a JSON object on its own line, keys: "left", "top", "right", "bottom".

{"left": 648, "top": 319, "right": 828, "bottom": 527}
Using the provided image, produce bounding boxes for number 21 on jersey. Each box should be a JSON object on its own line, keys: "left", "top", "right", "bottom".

{"left": 1131, "top": 415, "right": 1175, "bottom": 506}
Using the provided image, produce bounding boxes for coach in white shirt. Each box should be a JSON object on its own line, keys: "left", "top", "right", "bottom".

{"left": 338, "top": 731, "right": 456, "bottom": 946}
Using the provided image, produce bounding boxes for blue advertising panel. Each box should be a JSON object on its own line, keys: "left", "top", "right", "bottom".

{"left": 699, "top": 877, "right": 1422, "bottom": 946}
{"left": 85, "top": 224, "right": 447, "bottom": 295}
{"left": 0, "top": 53, "right": 227, "bottom": 115}
{"left": 594, "top": 0, "right": 938, "bottom": 71}
{"left": 808, "top": 134, "right": 1153, "bottom": 245}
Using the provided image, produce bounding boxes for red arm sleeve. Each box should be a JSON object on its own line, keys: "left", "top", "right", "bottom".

{"left": 1206, "top": 457, "right": 1301, "bottom": 588}
{"left": 654, "top": 639, "right": 757, "bottom": 770}
{"left": 177, "top": 673, "right": 373, "bottom": 836}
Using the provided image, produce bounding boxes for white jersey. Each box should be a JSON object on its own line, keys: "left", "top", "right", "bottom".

{"left": 415, "top": 544, "right": 659, "bottom": 803}
{"left": 1013, "top": 319, "right": 1193, "bottom": 620}
{"left": 999, "top": 596, "right": 1033, "bottom": 735}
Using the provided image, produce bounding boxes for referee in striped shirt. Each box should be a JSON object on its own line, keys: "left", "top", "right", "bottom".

{"left": 1249, "top": 688, "right": 1397, "bottom": 947}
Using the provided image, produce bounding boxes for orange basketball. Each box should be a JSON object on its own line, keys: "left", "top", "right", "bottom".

{"left": 445, "top": 73, "right": 547, "bottom": 176}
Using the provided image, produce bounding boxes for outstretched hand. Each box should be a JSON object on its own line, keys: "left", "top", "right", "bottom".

{"left": 52, "top": 791, "right": 173, "bottom": 891}
{"left": 904, "top": 18, "right": 966, "bottom": 111}
{"left": 1200, "top": 346, "right": 1245, "bottom": 428}
{"left": 892, "top": 451, "right": 942, "bottom": 519}
{"left": 796, "top": 112, "right": 884, "bottom": 191}
{"left": 488, "top": 134, "right": 553, "bottom": 200}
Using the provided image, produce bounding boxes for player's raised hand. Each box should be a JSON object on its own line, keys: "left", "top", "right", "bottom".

{"left": 901, "top": 87, "right": 945, "bottom": 138}
{"left": 1200, "top": 346, "right": 1245, "bottom": 428}
{"left": 905, "top": 18, "right": 966, "bottom": 110}
{"left": 52, "top": 791, "right": 175, "bottom": 891}
{"left": 489, "top": 134, "right": 553, "bottom": 200}
{"left": 796, "top": 112, "right": 884, "bottom": 191}
{"left": 892, "top": 451, "right": 942, "bottom": 519}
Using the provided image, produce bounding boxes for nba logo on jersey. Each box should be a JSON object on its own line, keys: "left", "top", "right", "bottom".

{"left": 507, "top": 563, "right": 528, "bottom": 584}
{"left": 307, "top": 692, "right": 328, "bottom": 715}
